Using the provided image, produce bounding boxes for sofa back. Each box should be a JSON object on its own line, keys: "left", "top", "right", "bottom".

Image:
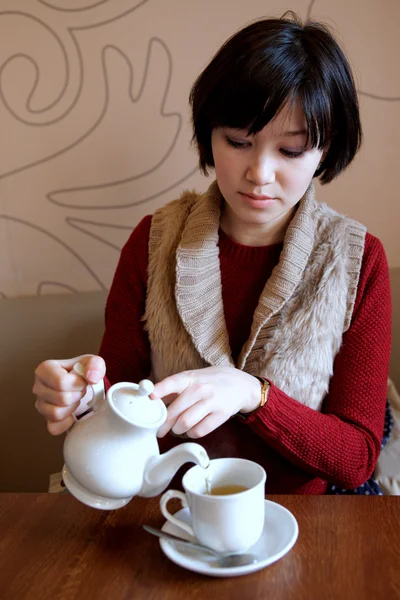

{"left": 0, "top": 291, "right": 107, "bottom": 492}
{"left": 1, "top": 267, "right": 399, "bottom": 492}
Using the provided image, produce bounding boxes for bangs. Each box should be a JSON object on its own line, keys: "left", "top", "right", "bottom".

{"left": 205, "top": 49, "right": 332, "bottom": 152}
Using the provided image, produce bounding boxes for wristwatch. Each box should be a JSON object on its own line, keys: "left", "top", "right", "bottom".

{"left": 255, "top": 376, "right": 270, "bottom": 407}
{"left": 237, "top": 376, "right": 270, "bottom": 420}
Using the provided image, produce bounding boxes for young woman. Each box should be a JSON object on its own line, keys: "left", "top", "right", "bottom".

{"left": 33, "top": 14, "right": 391, "bottom": 494}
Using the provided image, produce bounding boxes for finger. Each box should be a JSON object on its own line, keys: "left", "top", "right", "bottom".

{"left": 81, "top": 356, "right": 106, "bottom": 384}
{"left": 35, "top": 360, "right": 89, "bottom": 393}
{"left": 186, "top": 412, "right": 227, "bottom": 439}
{"left": 47, "top": 416, "right": 75, "bottom": 436}
{"left": 33, "top": 379, "right": 85, "bottom": 407}
{"left": 150, "top": 392, "right": 178, "bottom": 406}
{"left": 156, "top": 387, "right": 203, "bottom": 438}
{"left": 57, "top": 355, "right": 95, "bottom": 371}
{"left": 152, "top": 372, "right": 193, "bottom": 400}
{"left": 171, "top": 401, "right": 210, "bottom": 436}
{"left": 35, "top": 354, "right": 106, "bottom": 388}
{"left": 35, "top": 397, "right": 80, "bottom": 422}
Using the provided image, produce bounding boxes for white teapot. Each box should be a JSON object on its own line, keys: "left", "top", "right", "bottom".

{"left": 62, "top": 364, "right": 210, "bottom": 510}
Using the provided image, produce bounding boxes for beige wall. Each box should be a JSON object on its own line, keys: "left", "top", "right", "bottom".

{"left": 0, "top": 0, "right": 398, "bottom": 373}
{"left": 0, "top": 0, "right": 399, "bottom": 298}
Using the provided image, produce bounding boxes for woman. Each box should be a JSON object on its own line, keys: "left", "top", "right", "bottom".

{"left": 33, "top": 14, "right": 391, "bottom": 494}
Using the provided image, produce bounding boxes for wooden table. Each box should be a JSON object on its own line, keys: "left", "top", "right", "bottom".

{"left": 0, "top": 494, "right": 399, "bottom": 599}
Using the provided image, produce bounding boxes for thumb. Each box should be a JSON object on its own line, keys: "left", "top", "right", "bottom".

{"left": 84, "top": 355, "right": 106, "bottom": 384}
{"left": 59, "top": 354, "right": 106, "bottom": 384}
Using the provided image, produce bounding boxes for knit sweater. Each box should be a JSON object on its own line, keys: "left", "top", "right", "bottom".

{"left": 99, "top": 214, "right": 391, "bottom": 494}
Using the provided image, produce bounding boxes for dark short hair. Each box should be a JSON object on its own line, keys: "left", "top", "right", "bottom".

{"left": 189, "top": 14, "right": 362, "bottom": 184}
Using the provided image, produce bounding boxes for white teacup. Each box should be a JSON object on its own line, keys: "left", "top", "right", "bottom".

{"left": 160, "top": 458, "right": 266, "bottom": 553}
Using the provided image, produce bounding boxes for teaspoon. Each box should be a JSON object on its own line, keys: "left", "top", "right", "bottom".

{"left": 143, "top": 525, "right": 258, "bottom": 568}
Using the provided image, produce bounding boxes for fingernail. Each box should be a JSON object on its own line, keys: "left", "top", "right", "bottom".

{"left": 86, "top": 369, "right": 101, "bottom": 382}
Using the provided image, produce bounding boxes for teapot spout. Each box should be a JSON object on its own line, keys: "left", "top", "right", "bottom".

{"left": 140, "top": 443, "right": 210, "bottom": 498}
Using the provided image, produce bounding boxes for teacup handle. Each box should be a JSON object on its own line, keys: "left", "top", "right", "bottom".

{"left": 160, "top": 490, "right": 195, "bottom": 538}
{"left": 72, "top": 361, "right": 105, "bottom": 418}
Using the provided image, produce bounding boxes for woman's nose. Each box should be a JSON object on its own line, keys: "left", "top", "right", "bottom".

{"left": 245, "top": 156, "right": 276, "bottom": 186}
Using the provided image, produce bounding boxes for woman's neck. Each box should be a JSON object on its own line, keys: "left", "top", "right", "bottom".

{"left": 220, "top": 203, "right": 296, "bottom": 247}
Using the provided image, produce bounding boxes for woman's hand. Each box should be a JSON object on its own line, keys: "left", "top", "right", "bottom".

{"left": 151, "top": 366, "right": 261, "bottom": 438}
{"left": 33, "top": 354, "right": 106, "bottom": 435}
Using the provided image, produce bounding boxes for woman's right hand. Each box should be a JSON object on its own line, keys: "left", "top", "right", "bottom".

{"left": 33, "top": 354, "right": 106, "bottom": 435}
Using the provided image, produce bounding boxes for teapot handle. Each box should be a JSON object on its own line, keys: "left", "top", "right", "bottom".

{"left": 72, "top": 361, "right": 105, "bottom": 418}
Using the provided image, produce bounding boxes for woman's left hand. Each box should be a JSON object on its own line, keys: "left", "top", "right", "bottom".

{"left": 151, "top": 366, "right": 261, "bottom": 438}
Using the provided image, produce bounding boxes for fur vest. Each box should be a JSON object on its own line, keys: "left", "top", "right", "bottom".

{"left": 144, "top": 181, "right": 366, "bottom": 411}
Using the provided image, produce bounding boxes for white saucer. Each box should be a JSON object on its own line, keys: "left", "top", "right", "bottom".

{"left": 160, "top": 499, "right": 298, "bottom": 578}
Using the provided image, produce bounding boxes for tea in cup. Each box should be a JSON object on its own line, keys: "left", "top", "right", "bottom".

{"left": 207, "top": 484, "right": 249, "bottom": 496}
{"left": 160, "top": 458, "right": 266, "bottom": 553}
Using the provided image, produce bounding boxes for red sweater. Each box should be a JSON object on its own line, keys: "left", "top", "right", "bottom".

{"left": 99, "top": 215, "right": 392, "bottom": 494}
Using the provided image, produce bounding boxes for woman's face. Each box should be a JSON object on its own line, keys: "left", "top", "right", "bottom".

{"left": 211, "top": 100, "right": 324, "bottom": 240}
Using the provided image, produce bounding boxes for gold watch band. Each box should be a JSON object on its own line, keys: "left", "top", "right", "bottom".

{"left": 236, "top": 376, "right": 270, "bottom": 420}
{"left": 255, "top": 376, "right": 270, "bottom": 407}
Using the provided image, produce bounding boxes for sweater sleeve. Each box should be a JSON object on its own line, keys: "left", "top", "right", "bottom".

{"left": 99, "top": 215, "right": 152, "bottom": 386}
{"left": 242, "top": 233, "right": 392, "bottom": 488}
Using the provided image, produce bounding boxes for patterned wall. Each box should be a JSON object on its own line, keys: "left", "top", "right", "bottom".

{"left": 0, "top": 0, "right": 399, "bottom": 298}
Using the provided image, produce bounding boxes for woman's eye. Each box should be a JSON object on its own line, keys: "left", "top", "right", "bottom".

{"left": 225, "top": 136, "right": 250, "bottom": 149}
{"left": 280, "top": 148, "right": 305, "bottom": 158}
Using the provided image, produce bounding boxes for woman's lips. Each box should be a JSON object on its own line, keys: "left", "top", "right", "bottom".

{"left": 239, "top": 192, "right": 277, "bottom": 208}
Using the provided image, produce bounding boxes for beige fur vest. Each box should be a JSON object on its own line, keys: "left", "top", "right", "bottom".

{"left": 144, "top": 181, "right": 366, "bottom": 411}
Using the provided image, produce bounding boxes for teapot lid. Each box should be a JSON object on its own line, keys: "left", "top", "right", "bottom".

{"left": 110, "top": 380, "right": 166, "bottom": 427}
